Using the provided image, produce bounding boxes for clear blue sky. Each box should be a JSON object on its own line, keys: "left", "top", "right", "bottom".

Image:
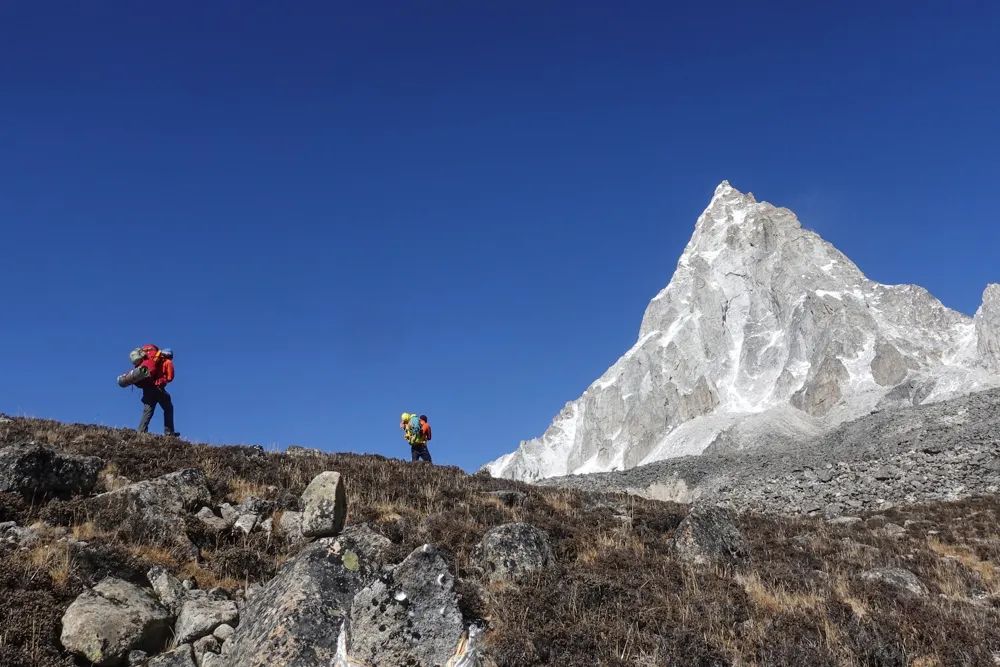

{"left": 1, "top": 2, "right": 997, "bottom": 471}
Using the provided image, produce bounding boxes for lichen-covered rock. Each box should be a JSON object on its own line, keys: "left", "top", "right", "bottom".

{"left": 195, "top": 507, "right": 229, "bottom": 534}
{"left": 0, "top": 443, "right": 103, "bottom": 497}
{"left": 193, "top": 634, "right": 221, "bottom": 664}
{"left": 148, "top": 566, "right": 186, "bottom": 615}
{"left": 148, "top": 644, "right": 196, "bottom": 667}
{"left": 87, "top": 469, "right": 210, "bottom": 554}
{"left": 860, "top": 567, "right": 928, "bottom": 597}
{"left": 301, "top": 471, "right": 347, "bottom": 538}
{"left": 175, "top": 595, "right": 239, "bottom": 644}
{"left": 220, "top": 527, "right": 384, "bottom": 667}
{"left": 275, "top": 510, "right": 305, "bottom": 543}
{"left": 473, "top": 523, "right": 554, "bottom": 583}
{"left": 60, "top": 577, "right": 173, "bottom": 666}
{"left": 670, "top": 505, "right": 749, "bottom": 566}
{"left": 349, "top": 544, "right": 464, "bottom": 667}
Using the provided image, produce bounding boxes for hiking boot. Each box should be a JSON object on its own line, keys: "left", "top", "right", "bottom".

{"left": 165, "top": 431, "right": 181, "bottom": 438}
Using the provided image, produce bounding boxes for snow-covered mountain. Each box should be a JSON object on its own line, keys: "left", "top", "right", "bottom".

{"left": 487, "top": 182, "right": 1000, "bottom": 481}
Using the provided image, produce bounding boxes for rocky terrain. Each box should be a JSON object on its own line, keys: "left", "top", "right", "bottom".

{"left": 488, "top": 182, "right": 1000, "bottom": 481}
{"left": 541, "top": 387, "right": 1000, "bottom": 519}
{"left": 2, "top": 416, "right": 1000, "bottom": 665}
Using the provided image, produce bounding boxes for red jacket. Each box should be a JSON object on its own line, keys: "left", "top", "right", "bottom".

{"left": 137, "top": 345, "right": 172, "bottom": 388}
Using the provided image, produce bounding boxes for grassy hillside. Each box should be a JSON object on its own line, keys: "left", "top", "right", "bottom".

{"left": 2, "top": 417, "right": 999, "bottom": 666}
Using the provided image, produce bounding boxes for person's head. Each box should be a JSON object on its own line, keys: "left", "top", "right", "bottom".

{"left": 419, "top": 415, "right": 428, "bottom": 423}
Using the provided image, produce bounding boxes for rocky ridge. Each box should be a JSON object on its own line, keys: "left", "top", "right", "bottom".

{"left": 541, "top": 386, "right": 1000, "bottom": 517}
{"left": 488, "top": 182, "right": 1000, "bottom": 481}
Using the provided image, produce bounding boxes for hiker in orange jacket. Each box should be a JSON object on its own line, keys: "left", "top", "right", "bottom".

{"left": 136, "top": 345, "right": 178, "bottom": 437}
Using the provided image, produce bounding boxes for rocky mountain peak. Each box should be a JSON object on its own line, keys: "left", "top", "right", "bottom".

{"left": 487, "top": 184, "right": 999, "bottom": 482}
{"left": 976, "top": 283, "right": 1000, "bottom": 371}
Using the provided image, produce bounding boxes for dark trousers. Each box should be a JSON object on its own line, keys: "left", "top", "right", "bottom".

{"left": 410, "top": 444, "right": 432, "bottom": 463}
{"left": 138, "top": 386, "right": 175, "bottom": 434}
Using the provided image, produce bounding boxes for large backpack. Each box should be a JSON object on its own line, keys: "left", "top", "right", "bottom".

{"left": 406, "top": 415, "right": 425, "bottom": 444}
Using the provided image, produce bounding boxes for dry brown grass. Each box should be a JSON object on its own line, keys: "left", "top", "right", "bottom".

{"left": 3, "top": 416, "right": 1000, "bottom": 666}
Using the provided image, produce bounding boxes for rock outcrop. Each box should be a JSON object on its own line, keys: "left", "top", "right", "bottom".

{"left": 860, "top": 567, "right": 929, "bottom": 597}
{"left": 349, "top": 544, "right": 465, "bottom": 666}
{"left": 487, "top": 182, "right": 999, "bottom": 481}
{"left": 670, "top": 505, "right": 749, "bottom": 566}
{"left": 473, "top": 523, "right": 555, "bottom": 583}
{"left": 60, "top": 577, "right": 173, "bottom": 666}
{"left": 221, "top": 526, "right": 385, "bottom": 667}
{"left": 976, "top": 284, "right": 1000, "bottom": 371}
{"left": 0, "top": 443, "right": 102, "bottom": 497}
{"left": 87, "top": 468, "right": 210, "bottom": 553}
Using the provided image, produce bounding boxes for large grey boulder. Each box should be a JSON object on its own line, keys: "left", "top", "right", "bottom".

{"left": 670, "top": 505, "right": 749, "bottom": 566}
{"left": 349, "top": 544, "right": 465, "bottom": 667}
{"left": 473, "top": 523, "right": 555, "bottom": 583}
{"left": 60, "top": 577, "right": 173, "bottom": 666}
{"left": 88, "top": 468, "right": 210, "bottom": 553}
{"left": 0, "top": 443, "right": 103, "bottom": 497}
{"left": 147, "top": 644, "right": 196, "bottom": 667}
{"left": 860, "top": 567, "right": 928, "bottom": 597}
{"left": 275, "top": 510, "right": 305, "bottom": 544}
{"left": 301, "top": 471, "right": 347, "bottom": 538}
{"left": 220, "top": 526, "right": 385, "bottom": 667}
{"left": 175, "top": 596, "right": 239, "bottom": 644}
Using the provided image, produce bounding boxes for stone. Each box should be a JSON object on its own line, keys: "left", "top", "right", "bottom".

{"left": 128, "top": 650, "right": 148, "bottom": 665}
{"left": 220, "top": 532, "right": 380, "bottom": 667}
{"left": 60, "top": 577, "right": 173, "bottom": 666}
{"left": 87, "top": 469, "right": 210, "bottom": 554}
{"left": 473, "top": 523, "right": 555, "bottom": 583}
{"left": 286, "top": 445, "right": 323, "bottom": 457}
{"left": 860, "top": 567, "right": 928, "bottom": 597}
{"left": 218, "top": 503, "right": 239, "bottom": 525}
{"left": 175, "top": 597, "right": 240, "bottom": 644}
{"left": 301, "top": 471, "right": 347, "bottom": 538}
{"left": 212, "top": 624, "right": 235, "bottom": 642}
{"left": 148, "top": 644, "right": 196, "bottom": 667}
{"left": 348, "top": 544, "right": 464, "bottom": 667}
{"left": 201, "top": 654, "right": 226, "bottom": 667}
{"left": 670, "top": 505, "right": 749, "bottom": 566}
{"left": 147, "top": 566, "right": 186, "bottom": 616}
{"left": 195, "top": 507, "right": 229, "bottom": 533}
{"left": 0, "top": 442, "right": 103, "bottom": 497}
{"left": 193, "top": 634, "right": 221, "bottom": 663}
{"left": 232, "top": 513, "right": 259, "bottom": 535}
{"left": 876, "top": 522, "right": 906, "bottom": 538}
{"left": 276, "top": 510, "right": 305, "bottom": 543}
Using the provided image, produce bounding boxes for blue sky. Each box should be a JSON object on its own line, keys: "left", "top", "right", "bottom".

{"left": 1, "top": 2, "right": 997, "bottom": 471}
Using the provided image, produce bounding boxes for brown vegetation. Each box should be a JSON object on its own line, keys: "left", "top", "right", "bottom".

{"left": 2, "top": 417, "right": 1000, "bottom": 666}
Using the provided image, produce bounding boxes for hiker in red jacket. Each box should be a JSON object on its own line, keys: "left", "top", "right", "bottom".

{"left": 135, "top": 344, "right": 178, "bottom": 436}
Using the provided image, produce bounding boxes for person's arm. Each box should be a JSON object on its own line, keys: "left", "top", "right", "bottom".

{"left": 162, "top": 359, "right": 175, "bottom": 384}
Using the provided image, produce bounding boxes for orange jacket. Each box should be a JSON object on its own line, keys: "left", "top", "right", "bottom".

{"left": 157, "top": 358, "right": 175, "bottom": 386}
{"left": 420, "top": 419, "right": 432, "bottom": 441}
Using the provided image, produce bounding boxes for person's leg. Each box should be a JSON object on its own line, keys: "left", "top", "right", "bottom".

{"left": 411, "top": 445, "right": 420, "bottom": 463}
{"left": 138, "top": 390, "right": 156, "bottom": 433}
{"left": 159, "top": 389, "right": 176, "bottom": 435}
{"left": 417, "top": 445, "right": 432, "bottom": 463}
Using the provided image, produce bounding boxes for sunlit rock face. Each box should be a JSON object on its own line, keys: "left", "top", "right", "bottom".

{"left": 487, "top": 182, "right": 998, "bottom": 481}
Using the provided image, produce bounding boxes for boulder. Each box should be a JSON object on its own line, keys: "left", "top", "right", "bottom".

{"left": 670, "top": 505, "right": 750, "bottom": 566}
{"left": 473, "top": 523, "right": 554, "bottom": 583}
{"left": 147, "top": 644, "right": 196, "bottom": 667}
{"left": 148, "top": 566, "right": 186, "bottom": 615}
{"left": 60, "top": 577, "right": 173, "bottom": 666}
{"left": 88, "top": 469, "right": 210, "bottom": 554}
{"left": 193, "top": 634, "right": 222, "bottom": 664}
{"left": 220, "top": 527, "right": 384, "bottom": 667}
{"left": 212, "top": 623, "right": 235, "bottom": 643}
{"left": 175, "top": 596, "right": 239, "bottom": 644}
{"left": 860, "top": 567, "right": 928, "bottom": 597}
{"left": 232, "top": 513, "right": 259, "bottom": 535}
{"left": 195, "top": 507, "right": 230, "bottom": 534}
{"left": 0, "top": 442, "right": 103, "bottom": 497}
{"left": 301, "top": 471, "right": 347, "bottom": 538}
{"left": 349, "top": 544, "right": 464, "bottom": 667}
